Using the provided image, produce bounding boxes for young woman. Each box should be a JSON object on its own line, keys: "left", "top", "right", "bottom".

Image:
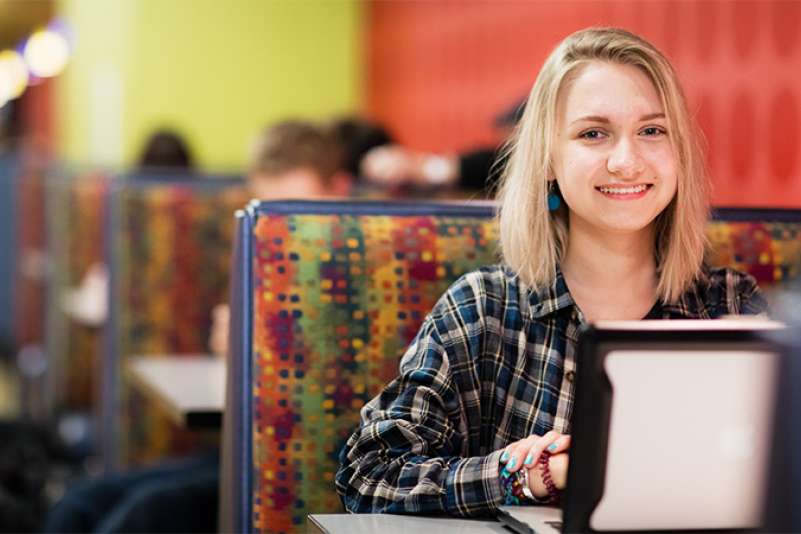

{"left": 335, "top": 27, "right": 767, "bottom": 517}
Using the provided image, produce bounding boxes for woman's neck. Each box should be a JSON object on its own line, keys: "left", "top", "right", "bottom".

{"left": 561, "top": 219, "right": 658, "bottom": 322}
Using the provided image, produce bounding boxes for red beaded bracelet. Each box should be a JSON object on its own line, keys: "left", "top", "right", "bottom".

{"left": 538, "top": 451, "right": 560, "bottom": 504}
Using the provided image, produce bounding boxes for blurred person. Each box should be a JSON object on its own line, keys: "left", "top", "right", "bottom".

{"left": 359, "top": 100, "right": 524, "bottom": 195}
{"left": 245, "top": 119, "right": 351, "bottom": 200}
{"left": 46, "top": 130, "right": 206, "bottom": 533}
{"left": 61, "top": 129, "right": 197, "bottom": 328}
{"left": 328, "top": 116, "right": 394, "bottom": 183}
{"left": 137, "top": 128, "right": 196, "bottom": 171}
{"left": 49, "top": 120, "right": 354, "bottom": 533}
{"left": 209, "top": 119, "right": 353, "bottom": 357}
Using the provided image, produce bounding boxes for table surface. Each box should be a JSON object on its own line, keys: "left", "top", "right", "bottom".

{"left": 127, "top": 356, "right": 225, "bottom": 429}
{"left": 307, "top": 514, "right": 509, "bottom": 534}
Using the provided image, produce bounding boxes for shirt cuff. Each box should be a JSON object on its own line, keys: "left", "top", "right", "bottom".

{"left": 443, "top": 449, "right": 505, "bottom": 517}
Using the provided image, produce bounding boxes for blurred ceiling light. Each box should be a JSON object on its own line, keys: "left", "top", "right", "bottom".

{"left": 24, "top": 28, "right": 70, "bottom": 78}
{"left": 0, "top": 72, "right": 9, "bottom": 109}
{"left": 0, "top": 49, "right": 29, "bottom": 99}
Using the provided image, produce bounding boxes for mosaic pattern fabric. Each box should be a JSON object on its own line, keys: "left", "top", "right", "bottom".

{"left": 242, "top": 204, "right": 801, "bottom": 534}
{"left": 248, "top": 205, "right": 499, "bottom": 533}
{"left": 706, "top": 218, "right": 801, "bottom": 289}
{"left": 108, "top": 179, "right": 248, "bottom": 466}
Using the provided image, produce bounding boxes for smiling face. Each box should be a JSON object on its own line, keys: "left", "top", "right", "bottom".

{"left": 552, "top": 61, "right": 678, "bottom": 239}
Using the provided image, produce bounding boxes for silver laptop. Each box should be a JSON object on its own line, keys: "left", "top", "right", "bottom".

{"left": 498, "top": 318, "right": 783, "bottom": 533}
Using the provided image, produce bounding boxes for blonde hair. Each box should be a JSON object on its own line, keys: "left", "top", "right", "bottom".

{"left": 496, "top": 27, "right": 709, "bottom": 302}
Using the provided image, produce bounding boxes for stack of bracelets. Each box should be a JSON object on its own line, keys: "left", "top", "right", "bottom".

{"left": 500, "top": 451, "right": 561, "bottom": 505}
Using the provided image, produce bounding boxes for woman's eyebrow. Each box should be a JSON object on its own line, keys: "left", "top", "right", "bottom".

{"left": 639, "top": 112, "right": 666, "bottom": 121}
{"left": 569, "top": 112, "right": 666, "bottom": 126}
{"left": 569, "top": 115, "right": 610, "bottom": 126}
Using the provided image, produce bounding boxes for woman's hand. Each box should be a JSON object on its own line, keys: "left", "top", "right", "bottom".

{"left": 499, "top": 431, "right": 571, "bottom": 496}
{"left": 548, "top": 452, "right": 569, "bottom": 489}
{"left": 209, "top": 303, "right": 230, "bottom": 358}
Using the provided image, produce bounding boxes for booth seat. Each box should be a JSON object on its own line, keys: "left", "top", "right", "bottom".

{"left": 102, "top": 175, "right": 248, "bottom": 469}
{"left": 222, "top": 201, "right": 801, "bottom": 534}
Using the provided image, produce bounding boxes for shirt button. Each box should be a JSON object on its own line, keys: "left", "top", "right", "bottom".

{"left": 565, "top": 370, "right": 576, "bottom": 383}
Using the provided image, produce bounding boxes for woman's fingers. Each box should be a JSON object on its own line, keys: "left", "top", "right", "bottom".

{"left": 547, "top": 434, "right": 571, "bottom": 455}
{"left": 501, "top": 434, "right": 541, "bottom": 473}
{"left": 519, "top": 430, "right": 559, "bottom": 469}
{"left": 520, "top": 431, "right": 571, "bottom": 470}
{"left": 501, "top": 431, "right": 572, "bottom": 474}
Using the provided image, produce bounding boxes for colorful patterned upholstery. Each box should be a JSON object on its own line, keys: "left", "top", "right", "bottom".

{"left": 707, "top": 209, "right": 801, "bottom": 290}
{"left": 223, "top": 200, "right": 499, "bottom": 533}
{"left": 224, "top": 202, "right": 801, "bottom": 533}
{"left": 45, "top": 171, "right": 110, "bottom": 412}
{"left": 104, "top": 176, "right": 248, "bottom": 468}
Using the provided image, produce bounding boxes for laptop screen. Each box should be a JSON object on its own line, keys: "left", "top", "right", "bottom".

{"left": 564, "top": 320, "right": 782, "bottom": 532}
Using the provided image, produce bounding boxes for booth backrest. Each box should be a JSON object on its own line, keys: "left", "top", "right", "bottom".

{"left": 103, "top": 176, "right": 248, "bottom": 468}
{"left": 224, "top": 200, "right": 499, "bottom": 533}
{"left": 707, "top": 208, "right": 801, "bottom": 286}
{"left": 224, "top": 202, "right": 801, "bottom": 534}
{"left": 14, "top": 167, "right": 47, "bottom": 350}
{"left": 45, "top": 171, "right": 110, "bottom": 414}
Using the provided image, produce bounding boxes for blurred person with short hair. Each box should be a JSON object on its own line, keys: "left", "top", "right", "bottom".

{"left": 246, "top": 119, "right": 352, "bottom": 200}
{"left": 209, "top": 119, "right": 354, "bottom": 357}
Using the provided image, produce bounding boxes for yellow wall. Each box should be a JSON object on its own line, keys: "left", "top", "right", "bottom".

{"left": 57, "top": 0, "right": 362, "bottom": 172}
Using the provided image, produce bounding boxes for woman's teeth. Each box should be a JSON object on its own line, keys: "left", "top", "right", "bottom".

{"left": 597, "top": 184, "right": 649, "bottom": 194}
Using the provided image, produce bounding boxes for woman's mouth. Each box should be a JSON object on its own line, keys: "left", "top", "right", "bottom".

{"left": 595, "top": 184, "right": 653, "bottom": 199}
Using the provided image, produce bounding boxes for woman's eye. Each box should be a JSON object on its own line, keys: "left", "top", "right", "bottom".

{"left": 641, "top": 126, "right": 666, "bottom": 137}
{"left": 580, "top": 129, "right": 604, "bottom": 140}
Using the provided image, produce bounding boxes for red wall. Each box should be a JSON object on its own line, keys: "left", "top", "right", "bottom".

{"left": 367, "top": 0, "right": 801, "bottom": 207}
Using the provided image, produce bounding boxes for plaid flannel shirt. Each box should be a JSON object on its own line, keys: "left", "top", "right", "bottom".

{"left": 335, "top": 263, "right": 767, "bottom": 517}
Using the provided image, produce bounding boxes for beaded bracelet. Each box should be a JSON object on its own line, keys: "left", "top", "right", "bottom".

{"left": 538, "top": 451, "right": 561, "bottom": 504}
{"left": 500, "top": 464, "right": 532, "bottom": 505}
{"left": 520, "top": 468, "right": 536, "bottom": 501}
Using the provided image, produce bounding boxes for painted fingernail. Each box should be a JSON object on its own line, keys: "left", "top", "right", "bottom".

{"left": 500, "top": 451, "right": 509, "bottom": 463}
{"left": 507, "top": 457, "right": 516, "bottom": 469}
{"left": 524, "top": 453, "right": 534, "bottom": 465}
{"left": 547, "top": 443, "right": 558, "bottom": 452}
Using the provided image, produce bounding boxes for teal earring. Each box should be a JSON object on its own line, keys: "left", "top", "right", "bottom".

{"left": 547, "top": 181, "right": 561, "bottom": 211}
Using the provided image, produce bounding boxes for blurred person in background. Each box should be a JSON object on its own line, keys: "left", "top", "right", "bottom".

{"left": 209, "top": 118, "right": 354, "bottom": 357}
{"left": 47, "top": 119, "right": 356, "bottom": 532}
{"left": 61, "top": 128, "right": 197, "bottom": 328}
{"left": 359, "top": 99, "right": 524, "bottom": 196}
{"left": 243, "top": 119, "right": 352, "bottom": 200}
{"left": 328, "top": 116, "right": 394, "bottom": 193}
{"left": 136, "top": 128, "right": 196, "bottom": 172}
{"left": 46, "top": 129, "right": 204, "bottom": 534}
{"left": 49, "top": 118, "right": 364, "bottom": 532}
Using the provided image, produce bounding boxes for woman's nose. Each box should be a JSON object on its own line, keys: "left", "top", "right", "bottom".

{"left": 606, "top": 138, "right": 645, "bottom": 178}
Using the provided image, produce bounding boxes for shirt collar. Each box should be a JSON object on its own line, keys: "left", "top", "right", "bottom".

{"left": 527, "top": 264, "right": 577, "bottom": 320}
{"left": 526, "top": 263, "right": 711, "bottom": 320}
{"left": 659, "top": 266, "right": 712, "bottom": 319}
